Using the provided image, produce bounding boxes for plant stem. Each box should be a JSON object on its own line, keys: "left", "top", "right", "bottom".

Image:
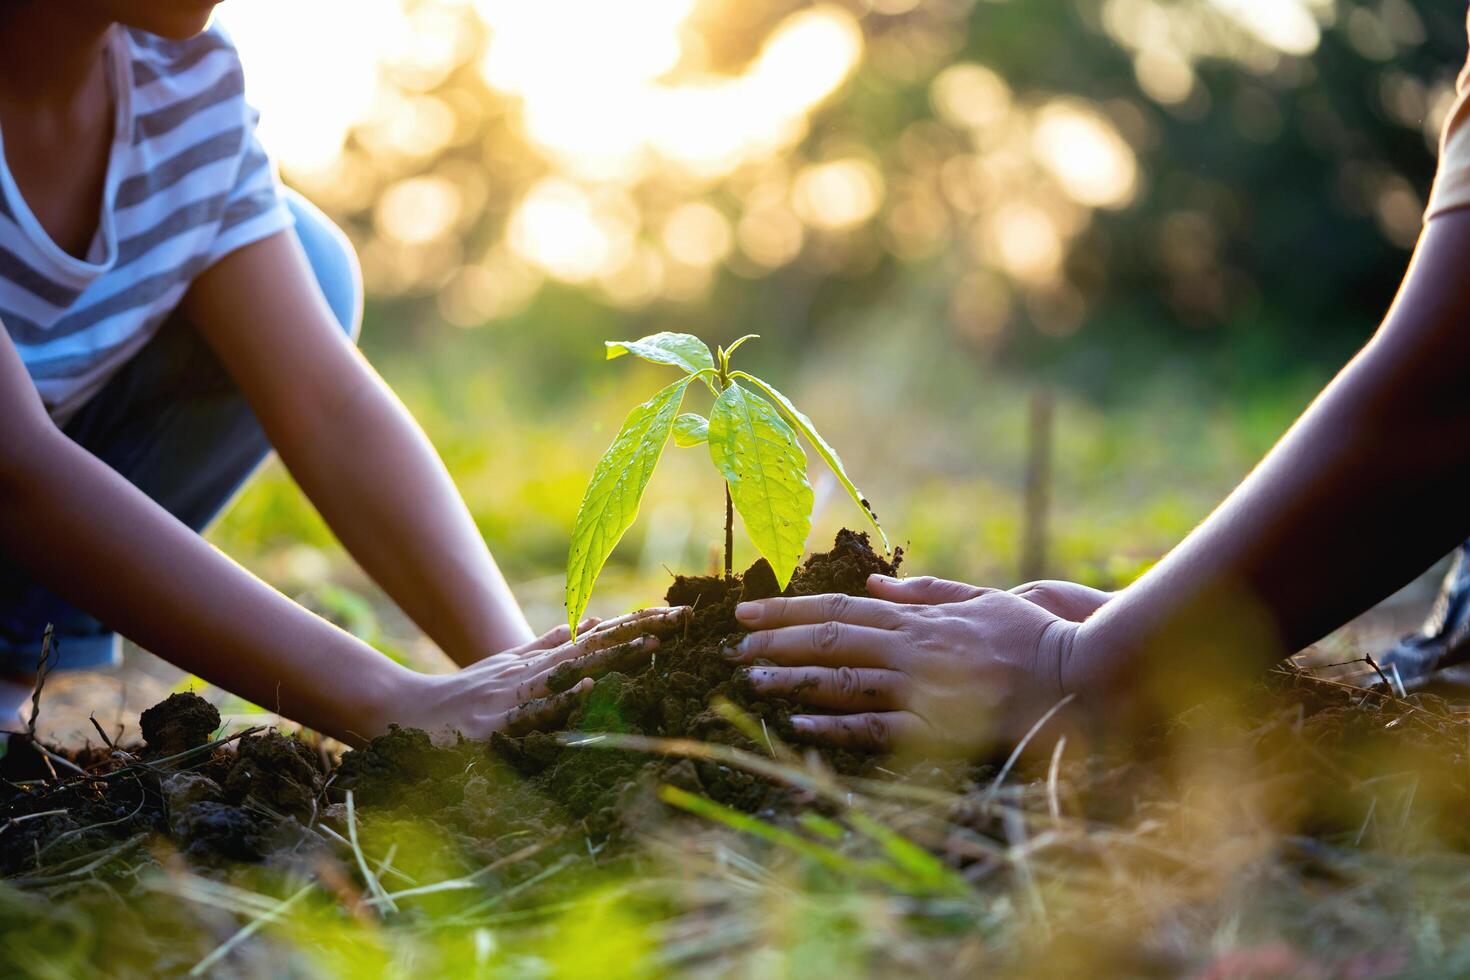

{"left": 724, "top": 483, "right": 734, "bottom": 579}
{"left": 717, "top": 346, "right": 734, "bottom": 579}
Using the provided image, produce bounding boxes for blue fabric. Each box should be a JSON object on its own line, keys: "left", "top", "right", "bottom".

{"left": 0, "top": 191, "right": 362, "bottom": 672}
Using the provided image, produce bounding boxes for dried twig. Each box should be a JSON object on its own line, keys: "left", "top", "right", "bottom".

{"left": 25, "top": 625, "right": 57, "bottom": 742}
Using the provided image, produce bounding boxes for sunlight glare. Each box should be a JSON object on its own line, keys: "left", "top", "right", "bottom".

{"left": 376, "top": 175, "right": 462, "bottom": 246}
{"left": 930, "top": 63, "right": 1012, "bottom": 131}
{"left": 222, "top": 1, "right": 406, "bottom": 175}
{"left": 508, "top": 179, "right": 637, "bottom": 282}
{"left": 1032, "top": 101, "right": 1139, "bottom": 209}
{"left": 479, "top": 2, "right": 863, "bottom": 181}
{"left": 986, "top": 203, "right": 1063, "bottom": 285}
{"left": 661, "top": 203, "right": 733, "bottom": 268}
{"left": 793, "top": 159, "right": 885, "bottom": 232}
{"left": 1209, "top": 0, "right": 1322, "bottom": 56}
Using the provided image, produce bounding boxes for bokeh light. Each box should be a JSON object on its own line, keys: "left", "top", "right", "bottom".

{"left": 221, "top": 0, "right": 1441, "bottom": 336}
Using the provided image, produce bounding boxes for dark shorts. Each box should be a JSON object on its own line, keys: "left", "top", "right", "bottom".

{"left": 0, "top": 191, "right": 362, "bottom": 673}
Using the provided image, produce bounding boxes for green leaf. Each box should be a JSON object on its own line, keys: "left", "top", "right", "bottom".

{"left": 732, "top": 371, "right": 890, "bottom": 553}
{"left": 605, "top": 332, "right": 715, "bottom": 376}
{"left": 672, "top": 413, "right": 709, "bottom": 447}
{"left": 566, "top": 376, "right": 692, "bottom": 635}
{"left": 708, "top": 382, "right": 813, "bottom": 588}
{"left": 723, "top": 333, "right": 759, "bottom": 358}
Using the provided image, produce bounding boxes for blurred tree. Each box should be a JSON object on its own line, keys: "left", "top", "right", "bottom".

{"left": 253, "top": 0, "right": 1467, "bottom": 396}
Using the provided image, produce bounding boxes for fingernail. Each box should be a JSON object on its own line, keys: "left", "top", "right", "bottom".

{"left": 790, "top": 717, "right": 813, "bottom": 734}
{"left": 720, "top": 639, "right": 746, "bottom": 660}
{"left": 743, "top": 667, "right": 770, "bottom": 688}
{"left": 869, "top": 574, "right": 897, "bottom": 585}
{"left": 735, "top": 602, "right": 760, "bottom": 624}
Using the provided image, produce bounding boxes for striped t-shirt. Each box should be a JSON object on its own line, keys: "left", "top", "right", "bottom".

{"left": 0, "top": 23, "right": 293, "bottom": 423}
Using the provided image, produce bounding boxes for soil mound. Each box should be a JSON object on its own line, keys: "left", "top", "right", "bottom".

{"left": 139, "top": 692, "right": 220, "bottom": 757}
{"left": 340, "top": 529, "right": 902, "bottom": 839}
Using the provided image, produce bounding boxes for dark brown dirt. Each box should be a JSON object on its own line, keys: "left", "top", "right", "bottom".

{"left": 0, "top": 707, "right": 328, "bottom": 873}
{"left": 0, "top": 531, "right": 901, "bottom": 875}
{"left": 12, "top": 529, "right": 1461, "bottom": 899}
{"left": 480, "top": 529, "right": 902, "bottom": 837}
{"left": 324, "top": 531, "right": 902, "bottom": 843}
{"left": 139, "top": 692, "right": 220, "bottom": 757}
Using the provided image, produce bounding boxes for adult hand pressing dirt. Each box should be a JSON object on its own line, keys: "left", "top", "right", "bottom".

{"left": 380, "top": 606, "right": 688, "bottom": 745}
{"left": 739, "top": 204, "right": 1470, "bottom": 756}
{"left": 727, "top": 576, "right": 1101, "bottom": 754}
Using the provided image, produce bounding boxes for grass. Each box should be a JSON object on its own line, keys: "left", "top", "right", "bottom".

{"left": 5, "top": 664, "right": 1470, "bottom": 977}
{"left": 11, "top": 302, "right": 1407, "bottom": 976}
{"left": 206, "top": 308, "right": 1323, "bottom": 644}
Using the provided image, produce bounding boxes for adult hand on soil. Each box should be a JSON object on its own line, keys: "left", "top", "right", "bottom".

{"left": 730, "top": 575, "right": 1087, "bottom": 755}
{"left": 385, "top": 607, "right": 688, "bottom": 744}
{"left": 1010, "top": 579, "right": 1113, "bottom": 622}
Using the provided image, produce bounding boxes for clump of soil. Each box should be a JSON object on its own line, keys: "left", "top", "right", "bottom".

{"left": 139, "top": 692, "right": 220, "bottom": 757}
{"left": 482, "top": 529, "right": 900, "bottom": 836}
{"left": 324, "top": 531, "right": 900, "bottom": 842}
{"left": 0, "top": 714, "right": 327, "bottom": 874}
{"left": 223, "top": 731, "right": 324, "bottom": 819}
{"left": 0, "top": 531, "right": 900, "bottom": 875}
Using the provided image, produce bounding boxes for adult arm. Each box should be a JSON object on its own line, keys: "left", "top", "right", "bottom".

{"left": 179, "top": 230, "right": 533, "bottom": 666}
{"left": 729, "top": 210, "right": 1470, "bottom": 751}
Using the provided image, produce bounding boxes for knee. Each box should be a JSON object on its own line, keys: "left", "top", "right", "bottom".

{"left": 284, "top": 190, "right": 363, "bottom": 345}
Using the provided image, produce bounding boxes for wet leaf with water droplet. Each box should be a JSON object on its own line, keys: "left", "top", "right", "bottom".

{"left": 565, "top": 376, "right": 692, "bottom": 635}
{"left": 731, "top": 371, "right": 889, "bottom": 553}
{"left": 708, "top": 382, "right": 812, "bottom": 588}
{"left": 673, "top": 413, "right": 709, "bottom": 447}
{"left": 605, "top": 332, "right": 715, "bottom": 376}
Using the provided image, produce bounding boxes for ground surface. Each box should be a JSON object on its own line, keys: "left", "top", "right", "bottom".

{"left": 6, "top": 539, "right": 1470, "bottom": 977}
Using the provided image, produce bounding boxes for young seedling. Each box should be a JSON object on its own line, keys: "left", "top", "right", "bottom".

{"left": 565, "top": 331, "right": 888, "bottom": 636}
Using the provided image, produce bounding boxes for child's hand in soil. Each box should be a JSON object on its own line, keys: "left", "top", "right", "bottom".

{"left": 385, "top": 607, "right": 688, "bottom": 743}
{"left": 729, "top": 576, "right": 1100, "bottom": 754}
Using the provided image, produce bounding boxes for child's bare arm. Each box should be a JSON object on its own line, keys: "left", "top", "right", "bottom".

{"left": 0, "top": 322, "right": 677, "bottom": 744}
{"left": 179, "top": 231, "right": 533, "bottom": 666}
{"left": 0, "top": 327, "right": 415, "bottom": 741}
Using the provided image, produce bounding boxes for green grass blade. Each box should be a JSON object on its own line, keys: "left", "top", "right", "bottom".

{"left": 566, "top": 376, "right": 692, "bottom": 635}
{"left": 708, "top": 383, "right": 813, "bottom": 589}
{"left": 659, "top": 785, "right": 870, "bottom": 878}
{"left": 732, "top": 371, "right": 889, "bottom": 553}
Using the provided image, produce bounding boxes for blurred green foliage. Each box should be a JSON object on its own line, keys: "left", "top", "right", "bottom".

{"left": 213, "top": 0, "right": 1466, "bottom": 636}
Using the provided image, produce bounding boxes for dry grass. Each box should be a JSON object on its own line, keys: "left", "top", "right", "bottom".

{"left": 3, "top": 662, "right": 1470, "bottom": 978}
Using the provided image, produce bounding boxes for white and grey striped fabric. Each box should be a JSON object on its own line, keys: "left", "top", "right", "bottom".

{"left": 0, "top": 23, "right": 293, "bottom": 422}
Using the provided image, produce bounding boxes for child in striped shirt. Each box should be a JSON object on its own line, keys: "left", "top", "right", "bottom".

{"left": 0, "top": 0, "right": 680, "bottom": 746}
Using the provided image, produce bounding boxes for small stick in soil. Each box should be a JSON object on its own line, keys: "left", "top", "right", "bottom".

{"left": 32, "top": 743, "right": 86, "bottom": 777}
{"left": 11, "top": 832, "right": 147, "bottom": 889}
{"left": 26, "top": 625, "right": 57, "bottom": 742}
{"left": 1, "top": 808, "right": 68, "bottom": 836}
{"left": 1361, "top": 654, "right": 1395, "bottom": 692}
{"left": 88, "top": 713, "right": 115, "bottom": 749}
